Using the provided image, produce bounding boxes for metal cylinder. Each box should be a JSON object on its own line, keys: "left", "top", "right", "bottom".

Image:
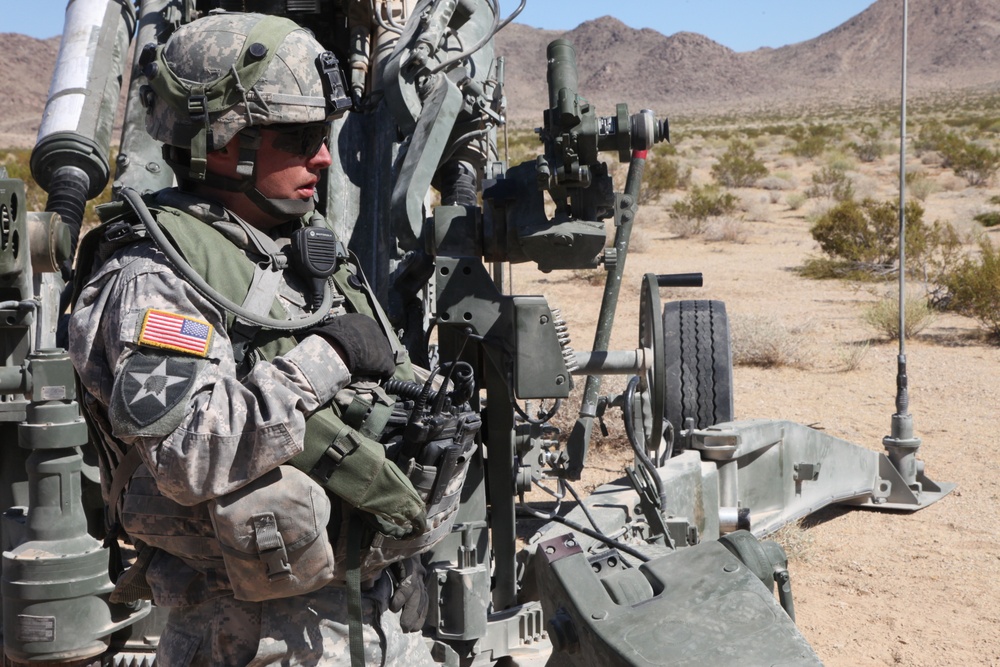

{"left": 546, "top": 39, "right": 579, "bottom": 117}
{"left": 27, "top": 211, "right": 72, "bottom": 275}
{"left": 30, "top": 0, "right": 136, "bottom": 256}
{"left": 570, "top": 349, "right": 645, "bottom": 375}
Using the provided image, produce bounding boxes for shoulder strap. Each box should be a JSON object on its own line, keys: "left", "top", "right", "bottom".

{"left": 108, "top": 446, "right": 144, "bottom": 530}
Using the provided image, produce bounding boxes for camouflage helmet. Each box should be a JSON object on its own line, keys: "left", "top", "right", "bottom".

{"left": 142, "top": 12, "right": 350, "bottom": 180}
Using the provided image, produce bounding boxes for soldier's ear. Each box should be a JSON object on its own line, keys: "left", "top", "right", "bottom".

{"left": 205, "top": 136, "right": 240, "bottom": 176}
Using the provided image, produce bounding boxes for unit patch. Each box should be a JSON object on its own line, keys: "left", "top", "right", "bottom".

{"left": 138, "top": 309, "right": 213, "bottom": 357}
{"left": 112, "top": 353, "right": 198, "bottom": 433}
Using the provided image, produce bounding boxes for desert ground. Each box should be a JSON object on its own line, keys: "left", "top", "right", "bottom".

{"left": 509, "top": 120, "right": 1000, "bottom": 666}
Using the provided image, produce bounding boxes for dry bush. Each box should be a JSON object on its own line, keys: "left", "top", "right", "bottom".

{"left": 771, "top": 518, "right": 815, "bottom": 562}
{"left": 730, "top": 313, "right": 805, "bottom": 368}
{"left": 740, "top": 193, "right": 773, "bottom": 222}
{"left": 757, "top": 176, "right": 795, "bottom": 191}
{"left": 905, "top": 172, "right": 939, "bottom": 201}
{"left": 785, "top": 192, "right": 808, "bottom": 211}
{"left": 704, "top": 217, "right": 750, "bottom": 244}
{"left": 667, "top": 215, "right": 707, "bottom": 239}
{"left": 572, "top": 268, "right": 606, "bottom": 287}
{"left": 862, "top": 294, "right": 937, "bottom": 339}
{"left": 837, "top": 340, "right": 871, "bottom": 372}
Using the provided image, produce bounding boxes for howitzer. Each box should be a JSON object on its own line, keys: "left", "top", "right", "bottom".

{"left": 2, "top": 1, "right": 954, "bottom": 665}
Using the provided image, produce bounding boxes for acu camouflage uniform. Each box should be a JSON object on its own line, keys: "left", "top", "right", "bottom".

{"left": 70, "top": 188, "right": 436, "bottom": 666}
{"left": 70, "top": 14, "right": 433, "bottom": 667}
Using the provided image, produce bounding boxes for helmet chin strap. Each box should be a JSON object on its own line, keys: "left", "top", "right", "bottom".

{"left": 167, "top": 129, "right": 317, "bottom": 222}
{"left": 245, "top": 186, "right": 315, "bottom": 220}
{"left": 237, "top": 128, "right": 315, "bottom": 222}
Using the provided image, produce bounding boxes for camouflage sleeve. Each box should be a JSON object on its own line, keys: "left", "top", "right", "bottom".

{"left": 70, "top": 245, "right": 351, "bottom": 506}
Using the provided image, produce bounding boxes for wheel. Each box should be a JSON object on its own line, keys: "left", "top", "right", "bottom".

{"left": 662, "top": 300, "right": 734, "bottom": 444}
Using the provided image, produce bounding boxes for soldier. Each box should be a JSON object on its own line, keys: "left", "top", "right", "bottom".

{"left": 69, "top": 12, "right": 439, "bottom": 667}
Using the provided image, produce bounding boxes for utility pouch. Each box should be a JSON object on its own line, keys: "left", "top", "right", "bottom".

{"left": 298, "top": 409, "right": 427, "bottom": 539}
{"left": 209, "top": 465, "right": 336, "bottom": 602}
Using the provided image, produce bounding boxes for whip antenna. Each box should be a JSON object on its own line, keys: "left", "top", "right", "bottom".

{"left": 882, "top": 0, "right": 920, "bottom": 490}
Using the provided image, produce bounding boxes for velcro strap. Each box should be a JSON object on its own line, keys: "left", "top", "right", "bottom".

{"left": 342, "top": 388, "right": 394, "bottom": 439}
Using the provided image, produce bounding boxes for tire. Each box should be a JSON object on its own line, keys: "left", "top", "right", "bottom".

{"left": 662, "top": 300, "right": 734, "bottom": 442}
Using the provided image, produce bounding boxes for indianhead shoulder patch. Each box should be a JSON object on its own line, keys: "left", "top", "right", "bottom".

{"left": 111, "top": 352, "right": 199, "bottom": 436}
{"left": 138, "top": 309, "right": 213, "bottom": 357}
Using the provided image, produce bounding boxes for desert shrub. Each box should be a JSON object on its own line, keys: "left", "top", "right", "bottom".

{"left": 792, "top": 135, "right": 828, "bottom": 158}
{"left": 504, "top": 128, "right": 543, "bottom": 165}
{"left": 862, "top": 294, "right": 937, "bottom": 339}
{"left": 639, "top": 156, "right": 690, "bottom": 203}
{"left": 730, "top": 313, "right": 804, "bottom": 368}
{"left": 850, "top": 124, "right": 886, "bottom": 162}
{"left": 805, "top": 165, "right": 855, "bottom": 202}
{"left": 670, "top": 185, "right": 738, "bottom": 232}
{"left": 974, "top": 211, "right": 1000, "bottom": 228}
{"left": 837, "top": 340, "right": 871, "bottom": 373}
{"left": 914, "top": 121, "right": 1000, "bottom": 185}
{"left": 757, "top": 176, "right": 795, "bottom": 191}
{"left": 938, "top": 239, "right": 1000, "bottom": 337}
{"left": 914, "top": 120, "right": 962, "bottom": 158}
{"left": 704, "top": 217, "right": 750, "bottom": 244}
{"left": 786, "top": 192, "right": 808, "bottom": 210}
{"left": 710, "top": 139, "right": 768, "bottom": 187}
{"left": 951, "top": 141, "right": 1000, "bottom": 186}
{"left": 806, "top": 198, "right": 956, "bottom": 278}
{"left": 789, "top": 123, "right": 842, "bottom": 158}
{"left": 905, "top": 171, "right": 938, "bottom": 201}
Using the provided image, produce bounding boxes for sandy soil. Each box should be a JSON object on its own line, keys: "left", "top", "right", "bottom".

{"left": 509, "top": 145, "right": 1000, "bottom": 666}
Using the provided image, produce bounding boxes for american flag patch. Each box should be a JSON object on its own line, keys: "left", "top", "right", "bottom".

{"left": 138, "top": 309, "right": 213, "bottom": 357}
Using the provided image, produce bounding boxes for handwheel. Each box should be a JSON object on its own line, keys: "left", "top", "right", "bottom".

{"left": 634, "top": 273, "right": 665, "bottom": 453}
{"left": 662, "top": 299, "right": 734, "bottom": 447}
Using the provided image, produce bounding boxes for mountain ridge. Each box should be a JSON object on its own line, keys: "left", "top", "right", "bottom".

{"left": 2, "top": 0, "right": 999, "bottom": 146}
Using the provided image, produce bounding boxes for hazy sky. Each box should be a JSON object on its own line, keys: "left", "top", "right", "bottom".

{"left": 4, "top": 1, "right": 878, "bottom": 53}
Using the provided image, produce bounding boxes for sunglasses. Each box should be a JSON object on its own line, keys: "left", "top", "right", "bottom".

{"left": 268, "top": 123, "right": 330, "bottom": 157}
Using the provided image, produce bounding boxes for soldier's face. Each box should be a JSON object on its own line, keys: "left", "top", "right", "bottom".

{"left": 254, "top": 125, "right": 333, "bottom": 203}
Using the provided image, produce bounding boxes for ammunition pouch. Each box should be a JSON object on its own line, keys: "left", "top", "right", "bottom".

{"left": 210, "top": 466, "right": 336, "bottom": 602}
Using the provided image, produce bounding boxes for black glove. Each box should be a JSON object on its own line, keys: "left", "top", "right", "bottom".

{"left": 389, "top": 557, "right": 429, "bottom": 633}
{"left": 312, "top": 313, "right": 395, "bottom": 379}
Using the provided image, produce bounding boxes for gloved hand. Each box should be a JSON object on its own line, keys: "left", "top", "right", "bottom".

{"left": 312, "top": 313, "right": 395, "bottom": 379}
{"left": 389, "top": 557, "right": 429, "bottom": 633}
